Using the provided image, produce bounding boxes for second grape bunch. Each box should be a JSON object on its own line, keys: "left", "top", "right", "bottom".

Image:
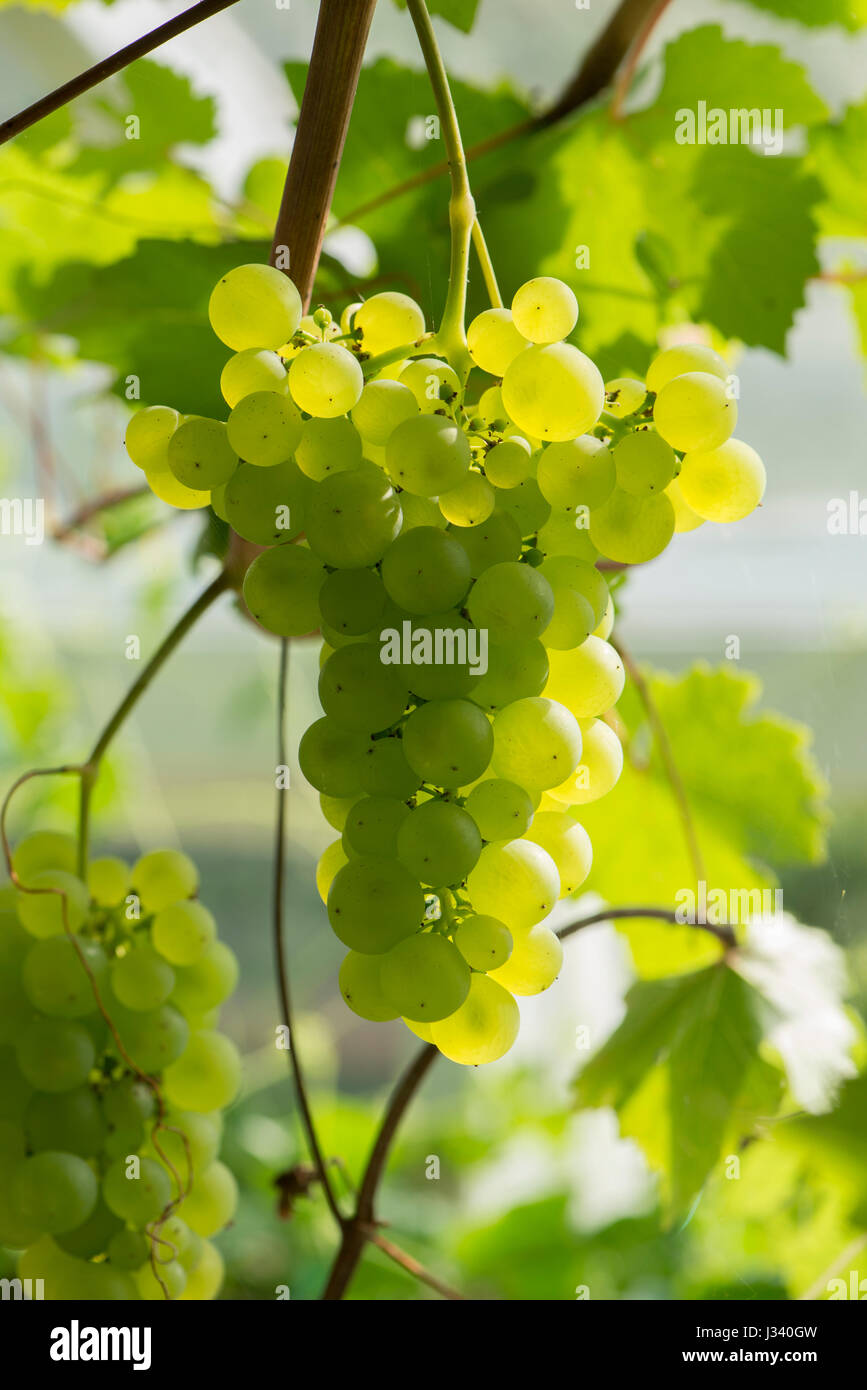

{"left": 125, "top": 266, "right": 766, "bottom": 1064}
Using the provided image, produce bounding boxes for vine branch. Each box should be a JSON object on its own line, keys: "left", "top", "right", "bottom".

{"left": 0, "top": 0, "right": 243, "bottom": 146}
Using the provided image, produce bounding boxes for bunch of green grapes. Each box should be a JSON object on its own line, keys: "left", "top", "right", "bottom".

{"left": 0, "top": 830, "right": 240, "bottom": 1299}
{"left": 121, "top": 266, "right": 765, "bottom": 1066}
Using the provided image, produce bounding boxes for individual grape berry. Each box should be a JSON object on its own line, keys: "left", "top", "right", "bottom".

{"left": 125, "top": 406, "right": 181, "bottom": 469}
{"left": 226, "top": 391, "right": 303, "bottom": 467}
{"left": 430, "top": 974, "right": 519, "bottom": 1065}
{"left": 589, "top": 487, "right": 675, "bottom": 565}
{"left": 467, "top": 308, "right": 528, "bottom": 375}
{"left": 208, "top": 264, "right": 302, "bottom": 352}
{"left": 168, "top": 418, "right": 239, "bottom": 489}
{"left": 132, "top": 849, "right": 198, "bottom": 913}
{"left": 380, "top": 526, "right": 471, "bottom": 614}
{"left": 351, "top": 379, "right": 419, "bottom": 444}
{"left": 396, "top": 800, "right": 482, "bottom": 887}
{"left": 220, "top": 348, "right": 289, "bottom": 408}
{"left": 502, "top": 343, "right": 604, "bottom": 442}
{"left": 339, "top": 951, "right": 399, "bottom": 1022}
{"left": 439, "top": 472, "right": 496, "bottom": 527}
{"left": 604, "top": 377, "right": 647, "bottom": 419}
{"left": 653, "top": 371, "right": 737, "bottom": 453}
{"left": 483, "top": 436, "right": 533, "bottom": 488}
{"left": 464, "top": 779, "right": 534, "bottom": 841}
{"left": 242, "top": 543, "right": 325, "bottom": 637}
{"left": 466, "top": 839, "right": 560, "bottom": 931}
{"left": 453, "top": 915, "right": 513, "bottom": 971}
{"left": 489, "top": 925, "right": 563, "bottom": 995}
{"left": 467, "top": 561, "right": 554, "bottom": 642}
{"left": 224, "top": 459, "right": 309, "bottom": 546}
{"left": 646, "top": 343, "right": 728, "bottom": 393}
{"left": 295, "top": 416, "right": 362, "bottom": 480}
{"left": 355, "top": 291, "right": 426, "bottom": 355}
{"left": 152, "top": 901, "right": 217, "bottom": 967}
{"left": 402, "top": 699, "right": 494, "bottom": 789}
{"left": 511, "top": 277, "right": 578, "bottom": 344}
{"left": 16, "top": 870, "right": 89, "bottom": 939}
{"left": 536, "top": 436, "right": 615, "bottom": 511}
{"left": 678, "top": 439, "right": 766, "bottom": 522}
{"left": 379, "top": 933, "right": 470, "bottom": 1023}
{"left": 305, "top": 464, "right": 402, "bottom": 567}
{"left": 327, "top": 857, "right": 424, "bottom": 953}
{"left": 288, "top": 343, "right": 364, "bottom": 417}
{"left": 399, "top": 356, "right": 461, "bottom": 412}
{"left": 385, "top": 414, "right": 471, "bottom": 497}
{"left": 524, "top": 810, "right": 593, "bottom": 895}
{"left": 544, "top": 636, "right": 625, "bottom": 719}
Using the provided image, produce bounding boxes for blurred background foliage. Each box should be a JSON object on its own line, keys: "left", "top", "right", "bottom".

{"left": 1, "top": 0, "right": 866, "bottom": 1299}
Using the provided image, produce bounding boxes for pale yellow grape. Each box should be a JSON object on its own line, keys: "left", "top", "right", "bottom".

{"left": 400, "top": 493, "right": 447, "bottom": 531}
{"left": 168, "top": 418, "right": 238, "bottom": 489}
{"left": 351, "top": 380, "right": 418, "bottom": 445}
{"left": 511, "top": 277, "right": 578, "bottom": 344}
{"left": 548, "top": 717, "right": 623, "bottom": 805}
{"left": 400, "top": 357, "right": 461, "bottom": 412}
{"left": 524, "top": 811, "right": 592, "bottom": 895}
{"left": 375, "top": 358, "right": 411, "bottom": 381}
{"left": 536, "top": 436, "right": 614, "bottom": 510}
{"left": 341, "top": 301, "right": 363, "bottom": 334}
{"left": 439, "top": 472, "right": 495, "bottom": 527}
{"left": 208, "top": 263, "right": 302, "bottom": 352}
{"left": 491, "top": 696, "right": 583, "bottom": 791}
{"left": 453, "top": 914, "right": 512, "bottom": 970}
{"left": 593, "top": 595, "right": 615, "bottom": 639}
{"left": 125, "top": 406, "right": 180, "bottom": 469}
{"left": 289, "top": 343, "right": 364, "bottom": 417}
{"left": 316, "top": 840, "right": 348, "bottom": 903}
{"left": 476, "top": 385, "right": 506, "bottom": 426}
{"left": 87, "top": 856, "right": 129, "bottom": 907}
{"left": 403, "top": 1018, "right": 435, "bottom": 1042}
{"left": 220, "top": 349, "right": 289, "bottom": 408}
{"left": 502, "top": 344, "right": 604, "bottom": 442}
{"left": 356, "top": 292, "right": 426, "bottom": 355}
{"left": 466, "top": 840, "right": 560, "bottom": 931}
{"left": 589, "top": 488, "right": 675, "bottom": 564}
{"left": 467, "top": 308, "right": 528, "bottom": 376}
{"left": 144, "top": 459, "right": 210, "bottom": 510}
{"left": 430, "top": 973, "right": 519, "bottom": 1065}
{"left": 484, "top": 436, "right": 533, "bottom": 488}
{"left": 295, "top": 416, "right": 362, "bottom": 480}
{"left": 179, "top": 1240, "right": 224, "bottom": 1300}
{"left": 544, "top": 636, "right": 625, "bottom": 719}
{"left": 653, "top": 371, "right": 737, "bottom": 453}
{"left": 665, "top": 475, "right": 705, "bottom": 532}
{"left": 679, "top": 438, "right": 766, "bottom": 522}
{"left": 613, "top": 429, "right": 676, "bottom": 497}
{"left": 181, "top": 1160, "right": 238, "bottom": 1237}
{"left": 646, "top": 343, "right": 728, "bottom": 393}
{"left": 605, "top": 377, "right": 646, "bottom": 419}
{"left": 489, "top": 925, "right": 563, "bottom": 995}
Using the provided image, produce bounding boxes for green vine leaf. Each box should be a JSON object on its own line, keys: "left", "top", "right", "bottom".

{"left": 732, "top": 0, "right": 867, "bottom": 30}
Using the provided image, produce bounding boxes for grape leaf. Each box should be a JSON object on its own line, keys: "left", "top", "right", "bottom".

{"left": 809, "top": 99, "right": 867, "bottom": 237}
{"left": 733, "top": 0, "right": 867, "bottom": 29}
{"left": 392, "top": 0, "right": 480, "bottom": 32}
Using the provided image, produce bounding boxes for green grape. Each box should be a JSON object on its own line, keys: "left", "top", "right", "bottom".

{"left": 430, "top": 973, "right": 519, "bottom": 1065}
{"left": 402, "top": 699, "right": 493, "bottom": 789}
{"left": 678, "top": 439, "right": 766, "bottom": 522}
{"left": 87, "top": 856, "right": 129, "bottom": 906}
{"left": 351, "top": 380, "right": 419, "bottom": 445}
{"left": 539, "top": 555, "right": 608, "bottom": 626}
{"left": 136, "top": 1257, "right": 187, "bottom": 1301}
{"left": 605, "top": 377, "right": 647, "bottom": 419}
{"left": 453, "top": 914, "right": 513, "bottom": 971}
{"left": 21, "top": 934, "right": 108, "bottom": 1017}
{"left": 467, "top": 561, "right": 554, "bottom": 641}
{"left": 299, "top": 718, "right": 368, "bottom": 797}
{"left": 536, "top": 436, "right": 615, "bottom": 510}
{"left": 355, "top": 291, "right": 426, "bottom": 355}
{"left": 475, "top": 384, "right": 506, "bottom": 426}
{"left": 653, "top": 371, "right": 737, "bottom": 453}
{"left": 125, "top": 406, "right": 181, "bottom": 469}
{"left": 665, "top": 475, "right": 705, "bottom": 533}
{"left": 295, "top": 415, "right": 363, "bottom": 480}
{"left": 451, "top": 509, "right": 522, "bottom": 575}
{"left": 541, "top": 580, "right": 595, "bottom": 651}
{"left": 502, "top": 343, "right": 604, "bottom": 442}
{"left": 439, "top": 472, "right": 495, "bottom": 527}
{"left": 593, "top": 594, "right": 615, "bottom": 638}
{"left": 141, "top": 1110, "right": 222, "bottom": 1180}
{"left": 467, "top": 308, "right": 528, "bottom": 375}
{"left": 167, "top": 418, "right": 238, "bottom": 489}
{"left": 144, "top": 457, "right": 211, "bottom": 511}
{"left": 13, "top": 1151, "right": 98, "bottom": 1234}
{"left": 492, "top": 697, "right": 582, "bottom": 791}
{"left": 379, "top": 933, "right": 470, "bottom": 1023}
{"left": 381, "top": 526, "right": 471, "bottom": 614}
{"left": 399, "top": 356, "right": 461, "bottom": 412}
{"left": 111, "top": 943, "right": 175, "bottom": 1011}
{"left": 178, "top": 1238, "right": 223, "bottom": 1300}
{"left": 468, "top": 637, "right": 548, "bottom": 713}
{"left": 536, "top": 508, "right": 599, "bottom": 562}
{"left": 220, "top": 347, "right": 289, "bottom": 408}
{"left": 489, "top": 924, "right": 563, "bottom": 994}
{"left": 208, "top": 263, "right": 302, "bottom": 352}
{"left": 396, "top": 610, "right": 477, "bottom": 701}
{"left": 0, "top": 917, "right": 31, "bottom": 1045}
{"left": 319, "top": 567, "right": 387, "bottom": 636}
{"left": 225, "top": 458, "right": 309, "bottom": 545}
{"left": 16, "top": 1018, "right": 94, "bottom": 1092}
{"left": 289, "top": 343, "right": 364, "bottom": 417}
{"left": 16, "top": 870, "right": 89, "bottom": 939}
{"left": 305, "top": 464, "right": 402, "bottom": 567}
{"left": 320, "top": 793, "right": 356, "bottom": 832}
{"left": 55, "top": 1196, "right": 122, "bottom": 1259}
{"left": 25, "top": 1087, "right": 105, "bottom": 1157}
{"left": 466, "top": 840, "right": 559, "bottom": 931}
{"left": 170, "top": 943, "right": 238, "bottom": 1016}
{"left": 319, "top": 642, "right": 409, "bottom": 732}
{"left": 525, "top": 810, "right": 592, "bottom": 895}
{"left": 112, "top": 1003, "right": 190, "bottom": 1073}
{"left": 484, "top": 436, "right": 533, "bottom": 488}
{"left": 544, "top": 636, "right": 625, "bottom": 719}
{"left": 359, "top": 736, "right": 423, "bottom": 800}
{"left": 316, "top": 841, "right": 348, "bottom": 903}
{"left": 226, "top": 391, "right": 303, "bottom": 467}
{"left": 646, "top": 343, "right": 728, "bottom": 394}
{"left": 156, "top": 1214, "right": 198, "bottom": 1267}
{"left": 0, "top": 1047, "right": 33, "bottom": 1123}
{"left": 102, "top": 1076, "right": 155, "bottom": 1157}
{"left": 242, "top": 543, "right": 325, "bottom": 637}
{"left": 495, "top": 476, "right": 550, "bottom": 535}
{"left": 132, "top": 849, "right": 198, "bottom": 913}
{"left": 511, "top": 276, "right": 578, "bottom": 344}
{"left": 464, "top": 779, "right": 534, "bottom": 841}
{"left": 108, "top": 1228, "right": 150, "bottom": 1271}
{"left": 385, "top": 414, "right": 471, "bottom": 497}
{"left": 343, "top": 797, "right": 410, "bottom": 859}
{"left": 548, "top": 717, "right": 623, "bottom": 805}
{"left": 396, "top": 800, "right": 482, "bottom": 887}
{"left": 328, "top": 857, "right": 424, "bottom": 953}
{"left": 339, "top": 951, "right": 398, "bottom": 1021}
{"left": 152, "top": 901, "right": 216, "bottom": 966}
{"left": 0, "top": 1118, "right": 25, "bottom": 1178}
{"left": 163, "top": 1031, "right": 242, "bottom": 1113}
{"left": 179, "top": 1159, "right": 237, "bottom": 1237}
{"left": 12, "top": 830, "right": 77, "bottom": 883}
{"left": 589, "top": 487, "right": 675, "bottom": 564}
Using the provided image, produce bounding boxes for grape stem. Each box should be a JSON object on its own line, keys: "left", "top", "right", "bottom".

{"left": 471, "top": 219, "right": 503, "bottom": 309}
{"left": 360, "top": 333, "right": 437, "bottom": 379}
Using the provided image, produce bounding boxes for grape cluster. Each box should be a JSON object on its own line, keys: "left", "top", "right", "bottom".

{"left": 124, "top": 266, "right": 765, "bottom": 1065}
{"left": 0, "top": 831, "right": 240, "bottom": 1299}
